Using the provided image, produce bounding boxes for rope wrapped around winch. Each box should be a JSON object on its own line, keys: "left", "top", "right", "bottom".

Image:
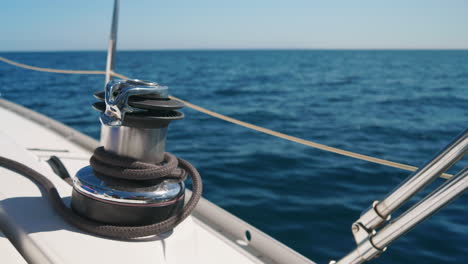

{"left": 91, "top": 147, "right": 187, "bottom": 181}
{"left": 0, "top": 147, "right": 202, "bottom": 239}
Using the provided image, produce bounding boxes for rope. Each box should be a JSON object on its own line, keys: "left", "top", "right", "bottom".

{"left": 0, "top": 56, "right": 106, "bottom": 75}
{"left": 90, "top": 147, "right": 186, "bottom": 181}
{"left": 0, "top": 56, "right": 453, "bottom": 179}
{"left": 169, "top": 96, "right": 454, "bottom": 180}
{"left": 0, "top": 148, "right": 202, "bottom": 239}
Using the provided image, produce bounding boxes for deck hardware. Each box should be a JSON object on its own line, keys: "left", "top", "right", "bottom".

{"left": 332, "top": 129, "right": 467, "bottom": 264}
{"left": 101, "top": 79, "right": 168, "bottom": 126}
{"left": 71, "top": 78, "right": 190, "bottom": 226}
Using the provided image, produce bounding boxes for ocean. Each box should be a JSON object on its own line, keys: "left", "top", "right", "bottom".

{"left": 0, "top": 50, "right": 467, "bottom": 263}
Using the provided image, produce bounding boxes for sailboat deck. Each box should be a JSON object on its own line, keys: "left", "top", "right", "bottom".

{"left": 0, "top": 98, "right": 315, "bottom": 264}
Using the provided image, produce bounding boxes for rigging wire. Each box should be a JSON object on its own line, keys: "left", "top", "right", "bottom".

{"left": 0, "top": 56, "right": 453, "bottom": 179}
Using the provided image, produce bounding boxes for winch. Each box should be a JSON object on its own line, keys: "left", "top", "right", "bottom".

{"left": 71, "top": 79, "right": 188, "bottom": 226}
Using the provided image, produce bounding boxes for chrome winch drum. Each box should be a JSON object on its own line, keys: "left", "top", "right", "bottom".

{"left": 71, "top": 79, "right": 186, "bottom": 226}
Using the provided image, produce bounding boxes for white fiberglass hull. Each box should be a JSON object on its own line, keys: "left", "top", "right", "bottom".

{"left": 0, "top": 98, "right": 315, "bottom": 264}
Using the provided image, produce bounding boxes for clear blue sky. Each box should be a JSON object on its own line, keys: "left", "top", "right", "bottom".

{"left": 1, "top": 0, "right": 467, "bottom": 51}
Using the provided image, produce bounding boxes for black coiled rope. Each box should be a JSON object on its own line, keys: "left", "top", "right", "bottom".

{"left": 0, "top": 147, "right": 202, "bottom": 239}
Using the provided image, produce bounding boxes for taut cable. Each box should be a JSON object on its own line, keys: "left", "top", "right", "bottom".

{"left": 0, "top": 56, "right": 453, "bottom": 179}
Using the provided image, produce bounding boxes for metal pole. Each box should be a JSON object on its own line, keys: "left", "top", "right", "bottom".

{"left": 105, "top": 0, "right": 120, "bottom": 86}
{"left": 335, "top": 168, "right": 468, "bottom": 264}
{"left": 358, "top": 129, "right": 468, "bottom": 230}
{"left": 373, "top": 168, "right": 468, "bottom": 249}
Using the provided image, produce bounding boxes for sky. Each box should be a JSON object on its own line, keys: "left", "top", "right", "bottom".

{"left": 0, "top": 0, "right": 467, "bottom": 51}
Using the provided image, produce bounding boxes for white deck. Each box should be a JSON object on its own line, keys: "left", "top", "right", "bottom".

{"left": 0, "top": 232, "right": 26, "bottom": 264}
{"left": 0, "top": 98, "right": 315, "bottom": 264}
{"left": 0, "top": 104, "right": 262, "bottom": 264}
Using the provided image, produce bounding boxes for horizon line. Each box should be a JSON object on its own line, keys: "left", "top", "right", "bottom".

{"left": 1, "top": 48, "right": 468, "bottom": 53}
{"left": 0, "top": 48, "right": 468, "bottom": 53}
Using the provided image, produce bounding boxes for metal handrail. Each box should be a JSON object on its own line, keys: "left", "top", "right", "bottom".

{"left": 334, "top": 168, "right": 467, "bottom": 264}
{"left": 374, "top": 168, "right": 467, "bottom": 249}
{"left": 332, "top": 128, "right": 467, "bottom": 264}
{"left": 357, "top": 129, "right": 467, "bottom": 231}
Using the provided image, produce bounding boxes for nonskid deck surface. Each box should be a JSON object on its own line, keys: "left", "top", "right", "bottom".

{"left": 0, "top": 99, "right": 315, "bottom": 264}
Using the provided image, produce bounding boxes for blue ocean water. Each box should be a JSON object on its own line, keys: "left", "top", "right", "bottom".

{"left": 0, "top": 50, "right": 467, "bottom": 263}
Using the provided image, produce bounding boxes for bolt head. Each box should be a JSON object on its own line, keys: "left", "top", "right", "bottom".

{"left": 352, "top": 224, "right": 360, "bottom": 233}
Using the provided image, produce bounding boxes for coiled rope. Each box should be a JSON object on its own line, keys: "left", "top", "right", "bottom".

{"left": 0, "top": 147, "right": 202, "bottom": 239}
{"left": 0, "top": 56, "right": 452, "bottom": 179}
{"left": 90, "top": 147, "right": 187, "bottom": 181}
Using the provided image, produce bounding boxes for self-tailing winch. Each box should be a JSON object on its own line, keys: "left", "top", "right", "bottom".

{"left": 71, "top": 79, "right": 194, "bottom": 227}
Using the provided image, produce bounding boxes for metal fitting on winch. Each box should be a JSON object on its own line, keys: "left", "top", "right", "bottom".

{"left": 71, "top": 79, "right": 186, "bottom": 226}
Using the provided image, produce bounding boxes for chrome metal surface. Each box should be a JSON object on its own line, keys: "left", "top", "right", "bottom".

{"left": 101, "top": 79, "right": 168, "bottom": 126}
{"left": 104, "top": 0, "right": 119, "bottom": 86}
{"left": 101, "top": 125, "right": 167, "bottom": 163}
{"left": 351, "top": 223, "right": 372, "bottom": 246}
{"left": 334, "top": 168, "right": 468, "bottom": 264}
{"left": 332, "top": 239, "right": 383, "bottom": 264}
{"left": 358, "top": 129, "right": 468, "bottom": 231}
{"left": 335, "top": 129, "right": 467, "bottom": 264}
{"left": 373, "top": 168, "right": 468, "bottom": 249}
{"left": 73, "top": 166, "right": 184, "bottom": 205}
